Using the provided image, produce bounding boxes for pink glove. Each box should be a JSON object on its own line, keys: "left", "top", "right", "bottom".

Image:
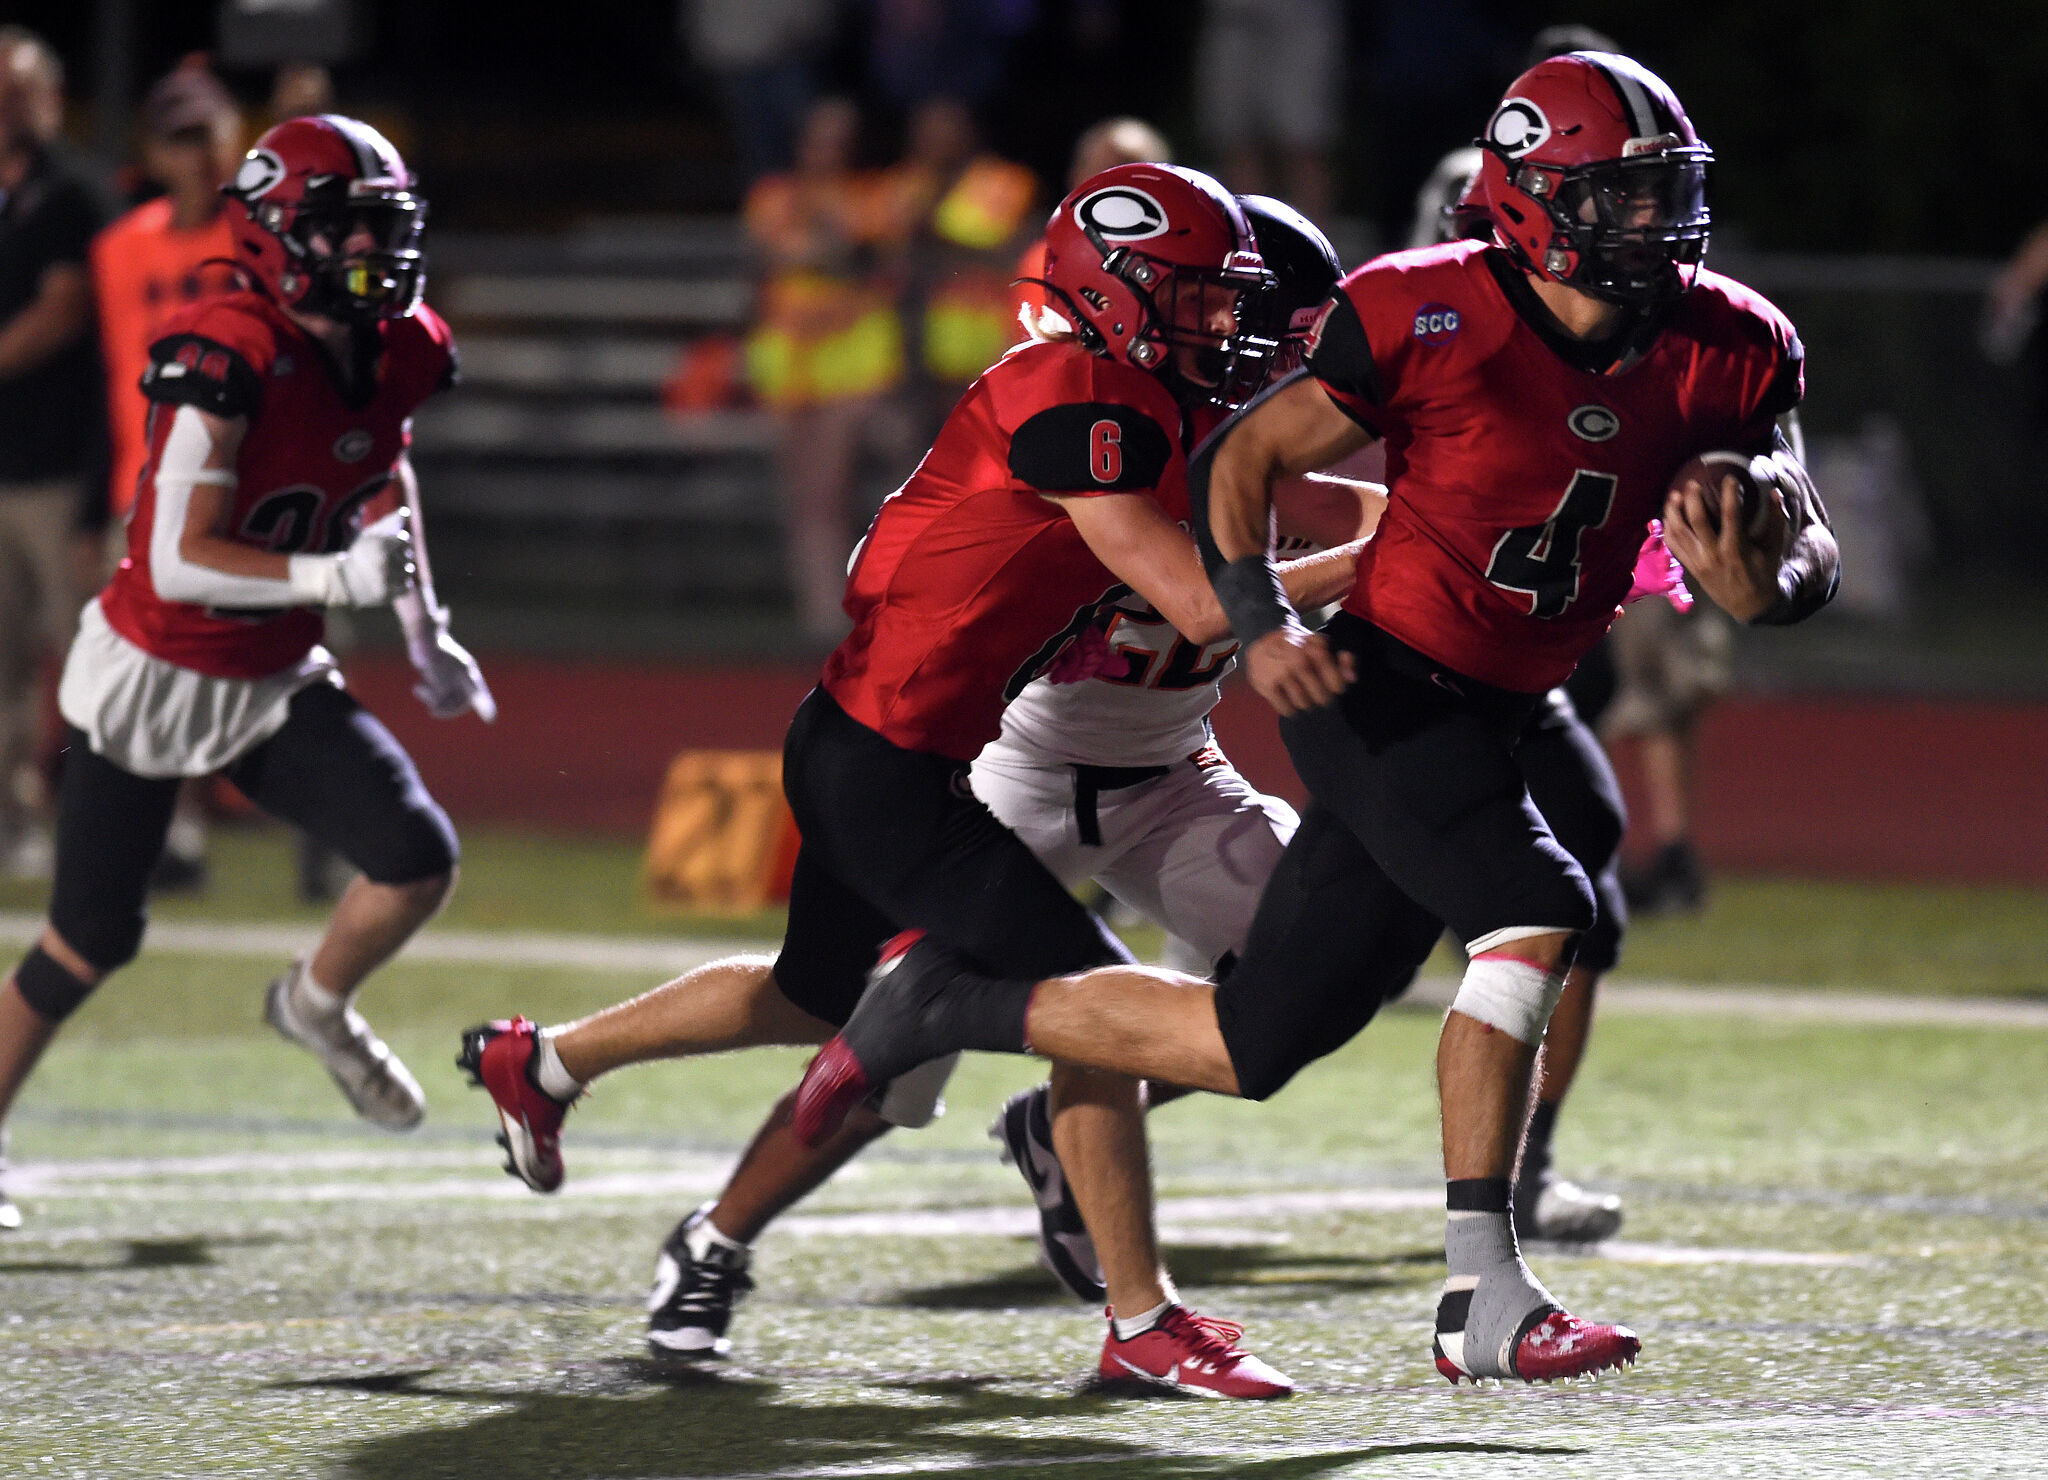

{"left": 1626, "top": 520, "right": 1693, "bottom": 612}
{"left": 1045, "top": 624, "right": 1119, "bottom": 684}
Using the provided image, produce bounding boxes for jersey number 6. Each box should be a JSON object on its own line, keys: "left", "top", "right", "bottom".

{"left": 1485, "top": 470, "right": 1617, "bottom": 619}
{"left": 1089, "top": 419, "right": 1123, "bottom": 483}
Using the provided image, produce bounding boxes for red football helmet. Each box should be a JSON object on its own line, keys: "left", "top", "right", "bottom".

{"left": 1474, "top": 52, "right": 1712, "bottom": 308}
{"left": 1039, "top": 164, "right": 1271, "bottom": 386}
{"left": 223, "top": 115, "right": 425, "bottom": 321}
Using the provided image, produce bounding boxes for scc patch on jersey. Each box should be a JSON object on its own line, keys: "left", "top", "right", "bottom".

{"left": 1008, "top": 402, "right": 1174, "bottom": 494}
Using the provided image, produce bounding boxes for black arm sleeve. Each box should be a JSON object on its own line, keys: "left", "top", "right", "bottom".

{"left": 140, "top": 335, "right": 264, "bottom": 419}
{"left": 1302, "top": 290, "right": 1383, "bottom": 429}
{"left": 1186, "top": 370, "right": 1310, "bottom": 644}
{"left": 1008, "top": 402, "right": 1173, "bottom": 493}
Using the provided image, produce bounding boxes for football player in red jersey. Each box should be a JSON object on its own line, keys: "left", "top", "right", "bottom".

{"left": 0, "top": 117, "right": 491, "bottom": 1223}
{"left": 463, "top": 165, "right": 1368, "bottom": 1397}
{"left": 793, "top": 52, "right": 1841, "bottom": 1387}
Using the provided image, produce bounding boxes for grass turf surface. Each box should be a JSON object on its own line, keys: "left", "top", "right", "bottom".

{"left": 3, "top": 827, "right": 2047, "bottom": 1476}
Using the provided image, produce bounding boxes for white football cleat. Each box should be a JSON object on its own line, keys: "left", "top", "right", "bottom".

{"left": 264, "top": 959, "right": 424, "bottom": 1131}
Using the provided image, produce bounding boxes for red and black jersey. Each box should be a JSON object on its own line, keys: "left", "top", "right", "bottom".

{"left": 822, "top": 338, "right": 1207, "bottom": 761}
{"left": 1307, "top": 240, "right": 1801, "bottom": 692}
{"left": 99, "top": 290, "right": 456, "bottom": 679}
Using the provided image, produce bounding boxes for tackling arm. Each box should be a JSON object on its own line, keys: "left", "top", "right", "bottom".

{"left": 1050, "top": 492, "right": 1362, "bottom": 646}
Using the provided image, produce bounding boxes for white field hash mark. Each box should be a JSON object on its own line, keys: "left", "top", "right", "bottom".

{"left": 4, "top": 1156, "right": 1867, "bottom": 1267}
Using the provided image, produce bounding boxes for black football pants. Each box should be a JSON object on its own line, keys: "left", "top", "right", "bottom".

{"left": 772, "top": 686, "right": 1129, "bottom": 1027}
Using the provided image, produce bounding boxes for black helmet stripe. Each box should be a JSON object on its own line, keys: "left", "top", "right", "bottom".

{"left": 1583, "top": 53, "right": 1674, "bottom": 138}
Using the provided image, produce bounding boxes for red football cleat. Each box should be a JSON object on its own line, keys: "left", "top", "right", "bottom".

{"left": 1099, "top": 1306, "right": 1294, "bottom": 1400}
{"left": 457, "top": 1016, "right": 575, "bottom": 1193}
{"left": 1435, "top": 1307, "right": 1641, "bottom": 1384}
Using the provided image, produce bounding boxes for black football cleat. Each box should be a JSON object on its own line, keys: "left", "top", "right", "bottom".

{"left": 647, "top": 1203, "right": 754, "bottom": 1359}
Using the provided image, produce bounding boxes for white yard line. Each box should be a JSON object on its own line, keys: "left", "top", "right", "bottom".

{"left": 3, "top": 910, "right": 2039, "bottom": 1026}
{"left": 1, "top": 1161, "right": 1864, "bottom": 1266}
{"left": 0, "top": 910, "right": 757, "bottom": 976}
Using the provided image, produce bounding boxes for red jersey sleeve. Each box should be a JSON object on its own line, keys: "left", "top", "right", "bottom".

{"left": 384, "top": 303, "right": 460, "bottom": 412}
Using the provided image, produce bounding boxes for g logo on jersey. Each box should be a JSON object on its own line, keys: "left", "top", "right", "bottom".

{"left": 1568, "top": 404, "right": 1621, "bottom": 442}
{"left": 1413, "top": 304, "right": 1461, "bottom": 344}
{"left": 233, "top": 149, "right": 288, "bottom": 200}
{"left": 1487, "top": 98, "right": 1551, "bottom": 159}
{"left": 1074, "top": 186, "right": 1170, "bottom": 243}
{"left": 332, "top": 429, "right": 375, "bottom": 463}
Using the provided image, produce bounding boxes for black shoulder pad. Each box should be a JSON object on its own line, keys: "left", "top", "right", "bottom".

{"left": 1009, "top": 402, "right": 1175, "bottom": 493}
{"left": 1305, "top": 291, "right": 1381, "bottom": 406}
{"left": 141, "top": 334, "right": 263, "bottom": 418}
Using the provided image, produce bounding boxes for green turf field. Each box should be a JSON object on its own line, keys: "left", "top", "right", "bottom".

{"left": 3, "top": 825, "right": 2046, "bottom": 1477}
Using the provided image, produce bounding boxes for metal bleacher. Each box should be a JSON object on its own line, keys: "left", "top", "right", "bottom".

{"left": 412, "top": 218, "right": 798, "bottom": 654}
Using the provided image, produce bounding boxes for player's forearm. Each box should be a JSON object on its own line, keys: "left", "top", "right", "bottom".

{"left": 392, "top": 459, "right": 443, "bottom": 635}
{"left": 1203, "top": 428, "right": 1283, "bottom": 565}
{"left": 1276, "top": 541, "right": 1364, "bottom": 611}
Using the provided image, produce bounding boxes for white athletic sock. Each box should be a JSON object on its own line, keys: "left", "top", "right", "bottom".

{"left": 292, "top": 961, "right": 346, "bottom": 1015}
{"left": 686, "top": 1210, "right": 751, "bottom": 1262}
{"left": 1111, "top": 1299, "right": 1172, "bottom": 1340}
{"left": 532, "top": 1029, "right": 585, "bottom": 1103}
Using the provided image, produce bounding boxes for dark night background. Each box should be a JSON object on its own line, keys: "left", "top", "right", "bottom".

{"left": 20, "top": 1, "right": 2048, "bottom": 251}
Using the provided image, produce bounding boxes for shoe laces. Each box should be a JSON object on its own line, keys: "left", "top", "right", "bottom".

{"left": 1157, "top": 1307, "right": 1249, "bottom": 1362}
{"left": 671, "top": 1254, "right": 753, "bottom": 1314}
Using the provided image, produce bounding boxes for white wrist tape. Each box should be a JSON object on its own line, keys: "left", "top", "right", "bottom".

{"left": 1449, "top": 950, "right": 1569, "bottom": 1047}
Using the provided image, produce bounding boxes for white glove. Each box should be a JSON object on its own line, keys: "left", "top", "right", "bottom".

{"left": 409, "top": 621, "right": 497, "bottom": 721}
{"left": 288, "top": 510, "right": 415, "bottom": 607}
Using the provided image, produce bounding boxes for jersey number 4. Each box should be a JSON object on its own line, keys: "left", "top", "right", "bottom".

{"left": 1485, "top": 471, "right": 1617, "bottom": 619}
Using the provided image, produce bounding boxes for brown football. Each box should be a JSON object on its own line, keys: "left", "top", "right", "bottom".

{"left": 1668, "top": 450, "right": 1761, "bottom": 533}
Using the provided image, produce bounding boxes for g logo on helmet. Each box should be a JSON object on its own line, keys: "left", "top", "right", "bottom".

{"left": 234, "top": 149, "right": 288, "bottom": 199}
{"left": 1075, "top": 186, "right": 1170, "bottom": 243}
{"left": 1568, "top": 404, "right": 1621, "bottom": 443}
{"left": 1487, "top": 98, "right": 1551, "bottom": 160}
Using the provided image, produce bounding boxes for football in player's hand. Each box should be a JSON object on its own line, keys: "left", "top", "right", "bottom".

{"left": 1668, "top": 451, "right": 1762, "bottom": 534}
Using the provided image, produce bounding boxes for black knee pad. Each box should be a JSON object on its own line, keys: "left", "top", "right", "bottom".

{"left": 14, "top": 945, "right": 99, "bottom": 1022}
{"left": 356, "top": 803, "right": 459, "bottom": 886}
{"left": 46, "top": 897, "right": 145, "bottom": 978}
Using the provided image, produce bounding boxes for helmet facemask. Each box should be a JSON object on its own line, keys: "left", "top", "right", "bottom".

{"left": 1100, "top": 247, "right": 1272, "bottom": 401}
{"left": 268, "top": 189, "right": 427, "bottom": 321}
{"left": 1517, "top": 147, "right": 1711, "bottom": 309}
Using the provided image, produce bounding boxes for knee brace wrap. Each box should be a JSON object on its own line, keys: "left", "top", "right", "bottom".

{"left": 1450, "top": 948, "right": 1570, "bottom": 1046}
{"left": 870, "top": 1052, "right": 960, "bottom": 1129}
{"left": 13, "top": 945, "right": 99, "bottom": 1023}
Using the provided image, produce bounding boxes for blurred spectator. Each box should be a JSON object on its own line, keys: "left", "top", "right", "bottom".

{"left": 267, "top": 62, "right": 335, "bottom": 122}
{"left": 680, "top": 0, "right": 832, "bottom": 184}
{"left": 866, "top": 0, "right": 1036, "bottom": 112}
{"left": 1195, "top": 0, "right": 1339, "bottom": 225}
{"left": 887, "top": 95, "right": 1038, "bottom": 420}
{"left": 87, "top": 58, "right": 247, "bottom": 896}
{"left": 1606, "top": 594, "right": 1731, "bottom": 915}
{"left": 0, "top": 28, "right": 110, "bottom": 880}
{"left": 1982, "top": 221, "right": 2048, "bottom": 369}
{"left": 1012, "top": 116, "right": 1171, "bottom": 329}
{"left": 91, "top": 61, "right": 244, "bottom": 534}
{"left": 741, "top": 97, "right": 905, "bottom": 642}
